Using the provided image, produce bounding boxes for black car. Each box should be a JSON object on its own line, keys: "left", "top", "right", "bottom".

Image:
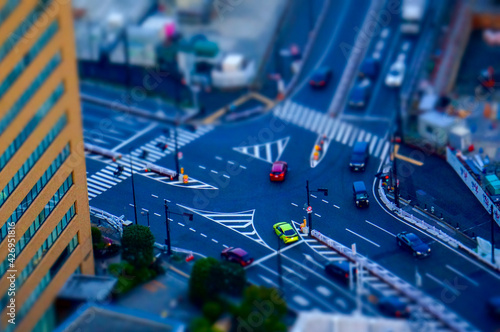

{"left": 378, "top": 296, "right": 410, "bottom": 318}
{"left": 353, "top": 181, "right": 369, "bottom": 208}
{"left": 359, "top": 57, "right": 380, "bottom": 79}
{"left": 487, "top": 296, "right": 500, "bottom": 319}
{"left": 325, "top": 261, "right": 356, "bottom": 284}
{"left": 349, "top": 78, "right": 372, "bottom": 108}
{"left": 350, "top": 141, "right": 369, "bottom": 171}
{"left": 309, "top": 67, "right": 332, "bottom": 88}
{"left": 396, "top": 231, "right": 431, "bottom": 257}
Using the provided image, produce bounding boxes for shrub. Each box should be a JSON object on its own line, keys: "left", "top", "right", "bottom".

{"left": 202, "top": 301, "right": 224, "bottom": 324}
{"left": 121, "top": 225, "right": 155, "bottom": 268}
{"left": 91, "top": 227, "right": 102, "bottom": 245}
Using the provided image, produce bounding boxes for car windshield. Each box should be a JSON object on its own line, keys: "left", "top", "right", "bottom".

{"left": 389, "top": 69, "right": 400, "bottom": 76}
{"left": 408, "top": 235, "right": 423, "bottom": 246}
{"left": 356, "top": 193, "right": 368, "bottom": 200}
{"left": 283, "top": 229, "right": 295, "bottom": 236}
{"left": 241, "top": 254, "right": 251, "bottom": 261}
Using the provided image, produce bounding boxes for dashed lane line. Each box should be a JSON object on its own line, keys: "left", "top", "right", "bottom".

{"left": 178, "top": 222, "right": 185, "bottom": 227}
{"left": 345, "top": 228, "right": 381, "bottom": 247}
{"left": 365, "top": 220, "right": 396, "bottom": 237}
{"left": 212, "top": 239, "right": 218, "bottom": 243}
{"left": 154, "top": 213, "right": 161, "bottom": 217}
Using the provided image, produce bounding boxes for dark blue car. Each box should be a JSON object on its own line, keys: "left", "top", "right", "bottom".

{"left": 397, "top": 231, "right": 431, "bottom": 257}
{"left": 310, "top": 67, "right": 332, "bottom": 88}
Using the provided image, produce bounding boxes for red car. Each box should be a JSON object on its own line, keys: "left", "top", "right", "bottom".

{"left": 270, "top": 161, "right": 287, "bottom": 182}
{"left": 221, "top": 247, "right": 254, "bottom": 267}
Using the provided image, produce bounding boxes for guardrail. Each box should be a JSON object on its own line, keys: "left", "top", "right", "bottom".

{"left": 311, "top": 230, "right": 479, "bottom": 332}
{"left": 89, "top": 206, "right": 133, "bottom": 237}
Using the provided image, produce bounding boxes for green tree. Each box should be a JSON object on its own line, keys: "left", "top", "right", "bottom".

{"left": 121, "top": 225, "right": 155, "bottom": 268}
{"left": 202, "top": 301, "right": 224, "bottom": 324}
{"left": 189, "top": 257, "right": 219, "bottom": 304}
{"left": 209, "top": 261, "right": 246, "bottom": 296}
{"left": 91, "top": 226, "right": 102, "bottom": 245}
{"left": 232, "top": 286, "right": 287, "bottom": 332}
{"left": 189, "top": 317, "right": 223, "bottom": 332}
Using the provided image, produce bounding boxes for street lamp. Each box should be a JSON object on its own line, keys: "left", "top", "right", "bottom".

{"left": 129, "top": 148, "right": 138, "bottom": 224}
{"left": 305, "top": 180, "right": 328, "bottom": 235}
{"left": 141, "top": 209, "right": 150, "bottom": 228}
{"left": 163, "top": 199, "right": 193, "bottom": 256}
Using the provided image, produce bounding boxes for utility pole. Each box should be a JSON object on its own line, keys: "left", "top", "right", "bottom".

{"left": 141, "top": 210, "right": 150, "bottom": 228}
{"left": 392, "top": 135, "right": 400, "bottom": 208}
{"left": 305, "top": 180, "right": 328, "bottom": 235}
{"left": 306, "top": 180, "right": 312, "bottom": 235}
{"left": 129, "top": 150, "right": 138, "bottom": 224}
{"left": 492, "top": 205, "right": 496, "bottom": 265}
{"left": 174, "top": 123, "right": 180, "bottom": 180}
{"left": 164, "top": 199, "right": 172, "bottom": 256}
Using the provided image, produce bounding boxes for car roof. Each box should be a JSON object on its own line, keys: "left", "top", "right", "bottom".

{"left": 230, "top": 248, "right": 248, "bottom": 257}
{"left": 353, "top": 181, "right": 366, "bottom": 191}
{"left": 272, "top": 161, "right": 286, "bottom": 171}
{"left": 405, "top": 233, "right": 420, "bottom": 241}
{"left": 353, "top": 141, "right": 368, "bottom": 151}
{"left": 280, "top": 223, "right": 294, "bottom": 231}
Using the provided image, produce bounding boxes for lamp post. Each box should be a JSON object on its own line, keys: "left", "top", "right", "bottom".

{"left": 163, "top": 199, "right": 193, "bottom": 256}
{"left": 305, "top": 180, "right": 328, "bottom": 235}
{"left": 129, "top": 149, "right": 138, "bottom": 224}
{"left": 141, "top": 209, "right": 150, "bottom": 228}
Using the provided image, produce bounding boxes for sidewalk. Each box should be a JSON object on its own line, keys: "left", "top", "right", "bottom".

{"left": 394, "top": 144, "right": 500, "bottom": 248}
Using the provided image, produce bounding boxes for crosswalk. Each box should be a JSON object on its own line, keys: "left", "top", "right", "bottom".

{"left": 274, "top": 101, "right": 390, "bottom": 160}
{"left": 233, "top": 137, "right": 289, "bottom": 164}
{"left": 296, "top": 225, "right": 475, "bottom": 332}
{"left": 85, "top": 125, "right": 214, "bottom": 200}
{"left": 142, "top": 171, "right": 217, "bottom": 190}
{"left": 178, "top": 205, "right": 269, "bottom": 248}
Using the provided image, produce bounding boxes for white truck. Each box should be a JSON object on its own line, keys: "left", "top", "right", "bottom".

{"left": 401, "top": 0, "right": 427, "bottom": 34}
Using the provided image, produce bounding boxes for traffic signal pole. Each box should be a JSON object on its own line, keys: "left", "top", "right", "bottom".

{"left": 306, "top": 180, "right": 312, "bottom": 236}
{"left": 164, "top": 200, "right": 172, "bottom": 256}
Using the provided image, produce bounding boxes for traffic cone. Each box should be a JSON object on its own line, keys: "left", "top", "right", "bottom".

{"left": 183, "top": 175, "right": 189, "bottom": 184}
{"left": 313, "top": 151, "right": 319, "bottom": 160}
{"left": 185, "top": 253, "right": 194, "bottom": 262}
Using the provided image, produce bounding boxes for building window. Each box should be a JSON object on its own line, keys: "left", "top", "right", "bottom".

{"left": 0, "top": 52, "right": 61, "bottom": 137}
{"left": 0, "top": 83, "right": 64, "bottom": 172}
{"left": 0, "top": 113, "right": 67, "bottom": 209}
{"left": 0, "top": 21, "right": 59, "bottom": 99}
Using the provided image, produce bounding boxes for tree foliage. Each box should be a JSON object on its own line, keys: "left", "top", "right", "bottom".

{"left": 231, "top": 285, "right": 287, "bottom": 332}
{"left": 91, "top": 226, "right": 102, "bottom": 245}
{"left": 121, "top": 225, "right": 155, "bottom": 268}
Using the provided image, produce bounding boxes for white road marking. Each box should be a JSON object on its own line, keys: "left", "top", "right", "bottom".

{"left": 154, "top": 213, "right": 161, "bottom": 217}
{"left": 310, "top": 194, "right": 317, "bottom": 198}
{"left": 189, "top": 228, "right": 196, "bottom": 232}
{"left": 345, "top": 228, "right": 380, "bottom": 247}
{"left": 199, "top": 165, "right": 206, "bottom": 169}
{"left": 316, "top": 286, "right": 332, "bottom": 297}
{"left": 211, "top": 170, "right": 218, "bottom": 174}
{"left": 212, "top": 239, "right": 218, "bottom": 243}
{"left": 322, "top": 200, "right": 329, "bottom": 204}
{"left": 201, "top": 233, "right": 207, "bottom": 238}
{"left": 426, "top": 273, "right": 460, "bottom": 296}
{"left": 365, "top": 220, "right": 396, "bottom": 237}
{"left": 240, "top": 165, "right": 247, "bottom": 169}
{"left": 282, "top": 265, "right": 307, "bottom": 280}
{"left": 293, "top": 295, "right": 310, "bottom": 307}
{"left": 291, "top": 203, "right": 298, "bottom": 207}
{"left": 215, "top": 156, "right": 223, "bottom": 160}
{"left": 129, "top": 204, "right": 135, "bottom": 207}
{"left": 111, "top": 123, "right": 157, "bottom": 152}
{"left": 228, "top": 161, "right": 235, "bottom": 165}
{"left": 342, "top": 125, "right": 353, "bottom": 144}
{"left": 333, "top": 205, "right": 340, "bottom": 209}
{"left": 445, "top": 265, "right": 479, "bottom": 287}
{"left": 223, "top": 174, "right": 230, "bottom": 179}
{"left": 314, "top": 213, "right": 321, "bottom": 218}
{"left": 223, "top": 244, "right": 229, "bottom": 248}
{"left": 152, "top": 194, "right": 158, "bottom": 198}
{"left": 178, "top": 222, "right": 185, "bottom": 227}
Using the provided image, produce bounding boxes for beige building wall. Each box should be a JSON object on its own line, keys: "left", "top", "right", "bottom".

{"left": 0, "top": 0, "right": 94, "bottom": 331}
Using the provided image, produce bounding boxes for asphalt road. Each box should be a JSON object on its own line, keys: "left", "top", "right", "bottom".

{"left": 82, "top": 1, "right": 500, "bottom": 330}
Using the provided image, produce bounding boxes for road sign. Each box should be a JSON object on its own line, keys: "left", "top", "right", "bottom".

{"left": 178, "top": 152, "right": 183, "bottom": 160}
{"left": 306, "top": 206, "right": 312, "bottom": 214}
{"left": 352, "top": 243, "right": 357, "bottom": 255}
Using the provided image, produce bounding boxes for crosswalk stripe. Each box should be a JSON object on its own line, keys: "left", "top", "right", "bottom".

{"left": 297, "top": 106, "right": 309, "bottom": 124}
{"left": 254, "top": 146, "right": 260, "bottom": 159}
{"left": 357, "top": 130, "right": 366, "bottom": 142}
{"left": 380, "top": 141, "right": 390, "bottom": 161}
{"left": 335, "top": 122, "right": 347, "bottom": 142}
{"left": 364, "top": 132, "right": 372, "bottom": 142}
{"left": 322, "top": 118, "right": 335, "bottom": 136}
{"left": 265, "top": 144, "right": 272, "bottom": 162}
{"left": 374, "top": 139, "right": 384, "bottom": 157}
{"left": 277, "top": 139, "right": 285, "bottom": 156}
{"left": 87, "top": 178, "right": 111, "bottom": 189}
{"left": 141, "top": 147, "right": 165, "bottom": 158}
{"left": 87, "top": 187, "right": 101, "bottom": 194}
{"left": 328, "top": 119, "right": 340, "bottom": 139}
{"left": 303, "top": 109, "right": 316, "bottom": 129}
{"left": 87, "top": 181, "right": 107, "bottom": 192}
{"left": 316, "top": 114, "right": 329, "bottom": 134}
{"left": 348, "top": 128, "right": 358, "bottom": 146}
{"left": 369, "top": 136, "right": 378, "bottom": 154}
{"left": 93, "top": 174, "right": 117, "bottom": 186}
{"left": 342, "top": 125, "right": 353, "bottom": 144}
{"left": 145, "top": 142, "right": 167, "bottom": 153}
{"left": 98, "top": 172, "right": 121, "bottom": 182}
{"left": 310, "top": 112, "right": 322, "bottom": 132}
{"left": 284, "top": 101, "right": 296, "bottom": 121}
{"left": 290, "top": 103, "right": 301, "bottom": 123}
{"left": 88, "top": 192, "right": 97, "bottom": 198}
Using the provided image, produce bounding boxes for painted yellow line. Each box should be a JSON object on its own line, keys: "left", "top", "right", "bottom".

{"left": 394, "top": 144, "right": 424, "bottom": 166}
{"left": 169, "top": 265, "right": 190, "bottom": 278}
{"left": 249, "top": 92, "right": 275, "bottom": 109}
{"left": 202, "top": 108, "right": 227, "bottom": 125}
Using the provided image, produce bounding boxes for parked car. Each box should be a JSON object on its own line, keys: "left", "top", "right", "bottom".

{"left": 273, "top": 222, "right": 299, "bottom": 244}
{"left": 221, "top": 247, "right": 254, "bottom": 267}
{"left": 353, "top": 181, "right": 369, "bottom": 208}
{"left": 385, "top": 60, "right": 406, "bottom": 87}
{"left": 270, "top": 161, "right": 288, "bottom": 182}
{"left": 396, "top": 231, "right": 431, "bottom": 257}
{"left": 349, "top": 78, "right": 372, "bottom": 108}
{"left": 350, "top": 141, "right": 369, "bottom": 171}
{"left": 325, "top": 261, "right": 356, "bottom": 284}
{"left": 309, "top": 67, "right": 332, "bottom": 88}
{"left": 378, "top": 296, "right": 410, "bottom": 318}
